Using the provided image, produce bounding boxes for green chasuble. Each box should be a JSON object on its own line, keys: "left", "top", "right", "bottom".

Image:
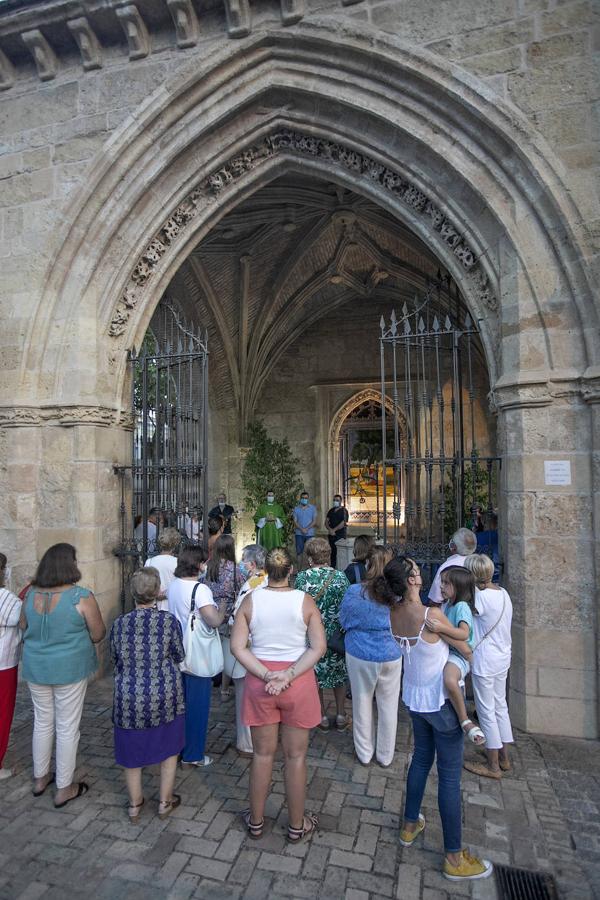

{"left": 254, "top": 502, "right": 286, "bottom": 551}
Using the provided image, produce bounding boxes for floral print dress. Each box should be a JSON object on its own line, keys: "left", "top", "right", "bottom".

{"left": 294, "top": 566, "right": 350, "bottom": 689}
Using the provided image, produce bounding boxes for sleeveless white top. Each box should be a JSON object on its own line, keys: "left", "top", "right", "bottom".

{"left": 249, "top": 587, "right": 307, "bottom": 662}
{"left": 394, "top": 609, "right": 449, "bottom": 713}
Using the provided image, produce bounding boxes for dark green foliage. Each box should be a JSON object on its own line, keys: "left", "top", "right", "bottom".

{"left": 242, "top": 421, "right": 303, "bottom": 544}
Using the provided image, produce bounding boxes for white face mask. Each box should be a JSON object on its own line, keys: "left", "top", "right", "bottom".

{"left": 267, "top": 495, "right": 274, "bottom": 503}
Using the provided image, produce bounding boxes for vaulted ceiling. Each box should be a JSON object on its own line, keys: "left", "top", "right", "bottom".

{"left": 158, "top": 174, "right": 469, "bottom": 428}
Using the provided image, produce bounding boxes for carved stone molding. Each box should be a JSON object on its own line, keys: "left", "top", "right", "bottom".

{"left": 108, "top": 128, "right": 499, "bottom": 338}
{"left": 0, "top": 48, "right": 15, "bottom": 90}
{"left": 21, "top": 29, "right": 58, "bottom": 81}
{"left": 0, "top": 406, "right": 133, "bottom": 428}
{"left": 116, "top": 4, "right": 151, "bottom": 60}
{"left": 67, "top": 17, "right": 103, "bottom": 71}
{"left": 280, "top": 0, "right": 305, "bottom": 26}
{"left": 167, "top": 0, "right": 200, "bottom": 49}
{"left": 224, "top": 0, "right": 251, "bottom": 38}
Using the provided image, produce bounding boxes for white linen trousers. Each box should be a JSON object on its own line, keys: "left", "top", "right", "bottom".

{"left": 345, "top": 652, "right": 402, "bottom": 766}
{"left": 471, "top": 670, "right": 513, "bottom": 750}
{"left": 28, "top": 679, "right": 88, "bottom": 789}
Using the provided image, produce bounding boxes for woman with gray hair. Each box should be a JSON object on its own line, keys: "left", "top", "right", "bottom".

{"left": 110, "top": 567, "right": 185, "bottom": 823}
{"left": 144, "top": 527, "right": 182, "bottom": 609}
{"left": 230, "top": 544, "right": 268, "bottom": 757}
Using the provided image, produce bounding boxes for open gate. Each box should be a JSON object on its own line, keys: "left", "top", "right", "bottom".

{"left": 114, "top": 300, "right": 209, "bottom": 612}
{"left": 379, "top": 279, "right": 500, "bottom": 587}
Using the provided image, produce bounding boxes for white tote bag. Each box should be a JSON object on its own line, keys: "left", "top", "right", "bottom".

{"left": 182, "top": 583, "right": 224, "bottom": 678}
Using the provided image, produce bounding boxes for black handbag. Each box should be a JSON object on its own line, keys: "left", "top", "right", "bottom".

{"left": 327, "top": 626, "right": 346, "bottom": 656}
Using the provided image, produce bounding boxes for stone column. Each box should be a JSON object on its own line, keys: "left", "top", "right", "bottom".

{"left": 0, "top": 408, "right": 131, "bottom": 670}
{"left": 496, "top": 383, "right": 597, "bottom": 738}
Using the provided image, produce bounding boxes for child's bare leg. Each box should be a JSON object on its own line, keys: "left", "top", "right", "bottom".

{"left": 444, "top": 662, "right": 469, "bottom": 724}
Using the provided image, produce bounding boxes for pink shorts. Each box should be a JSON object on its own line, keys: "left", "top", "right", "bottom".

{"left": 242, "top": 660, "right": 321, "bottom": 729}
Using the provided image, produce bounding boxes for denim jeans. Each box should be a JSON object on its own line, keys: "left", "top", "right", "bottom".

{"left": 404, "top": 700, "right": 464, "bottom": 853}
{"left": 295, "top": 534, "right": 310, "bottom": 556}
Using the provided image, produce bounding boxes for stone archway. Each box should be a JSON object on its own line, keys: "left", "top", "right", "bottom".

{"left": 328, "top": 389, "right": 407, "bottom": 533}
{"left": 3, "top": 22, "right": 599, "bottom": 737}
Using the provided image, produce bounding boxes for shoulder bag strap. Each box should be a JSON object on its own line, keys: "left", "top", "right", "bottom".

{"left": 311, "top": 572, "right": 336, "bottom": 604}
{"left": 471, "top": 589, "right": 506, "bottom": 652}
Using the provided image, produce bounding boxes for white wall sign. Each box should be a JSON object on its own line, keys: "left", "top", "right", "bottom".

{"left": 544, "top": 460, "right": 571, "bottom": 486}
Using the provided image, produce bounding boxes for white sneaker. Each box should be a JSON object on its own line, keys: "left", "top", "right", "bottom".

{"left": 0, "top": 768, "right": 13, "bottom": 781}
{"left": 184, "top": 756, "right": 213, "bottom": 767}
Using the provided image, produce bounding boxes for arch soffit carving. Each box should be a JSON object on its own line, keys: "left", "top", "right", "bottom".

{"left": 330, "top": 389, "right": 407, "bottom": 447}
{"left": 25, "top": 22, "right": 597, "bottom": 405}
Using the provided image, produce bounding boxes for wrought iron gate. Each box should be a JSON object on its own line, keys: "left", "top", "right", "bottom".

{"left": 114, "top": 301, "right": 209, "bottom": 612}
{"left": 379, "top": 281, "right": 500, "bottom": 586}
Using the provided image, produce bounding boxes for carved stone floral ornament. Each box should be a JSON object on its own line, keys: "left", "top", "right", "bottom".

{"left": 108, "top": 129, "right": 498, "bottom": 338}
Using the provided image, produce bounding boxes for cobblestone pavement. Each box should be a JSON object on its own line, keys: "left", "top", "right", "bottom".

{"left": 0, "top": 679, "right": 596, "bottom": 900}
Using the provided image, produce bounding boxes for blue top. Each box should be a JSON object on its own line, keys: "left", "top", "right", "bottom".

{"left": 22, "top": 585, "right": 98, "bottom": 685}
{"left": 110, "top": 608, "right": 185, "bottom": 729}
{"left": 293, "top": 503, "right": 317, "bottom": 535}
{"left": 447, "top": 600, "right": 475, "bottom": 647}
{"left": 339, "top": 583, "right": 401, "bottom": 662}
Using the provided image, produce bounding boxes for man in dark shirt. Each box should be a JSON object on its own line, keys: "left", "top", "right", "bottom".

{"left": 208, "top": 494, "right": 235, "bottom": 535}
{"left": 324, "top": 493, "right": 349, "bottom": 568}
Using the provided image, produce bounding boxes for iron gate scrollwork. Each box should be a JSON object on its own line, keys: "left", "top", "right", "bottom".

{"left": 114, "top": 301, "right": 209, "bottom": 612}
{"left": 379, "top": 279, "right": 500, "bottom": 587}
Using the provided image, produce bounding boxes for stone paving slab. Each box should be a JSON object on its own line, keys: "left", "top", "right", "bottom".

{"left": 0, "top": 680, "right": 596, "bottom": 900}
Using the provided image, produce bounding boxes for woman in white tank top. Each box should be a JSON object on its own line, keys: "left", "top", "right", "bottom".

{"left": 373, "top": 556, "right": 492, "bottom": 884}
{"left": 231, "top": 547, "right": 326, "bottom": 844}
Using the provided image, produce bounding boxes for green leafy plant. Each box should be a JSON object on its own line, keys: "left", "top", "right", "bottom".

{"left": 442, "top": 461, "right": 497, "bottom": 538}
{"left": 242, "top": 421, "right": 303, "bottom": 545}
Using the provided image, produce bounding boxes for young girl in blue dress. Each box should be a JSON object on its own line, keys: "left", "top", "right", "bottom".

{"left": 428, "top": 565, "right": 485, "bottom": 745}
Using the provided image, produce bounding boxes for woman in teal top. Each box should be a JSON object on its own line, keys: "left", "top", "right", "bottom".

{"left": 20, "top": 543, "right": 105, "bottom": 808}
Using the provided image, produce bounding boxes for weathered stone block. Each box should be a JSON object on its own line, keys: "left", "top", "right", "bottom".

{"left": 0, "top": 82, "right": 78, "bottom": 136}
{"left": 462, "top": 46, "right": 523, "bottom": 77}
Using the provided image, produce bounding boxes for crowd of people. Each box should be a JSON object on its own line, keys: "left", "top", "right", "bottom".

{"left": 0, "top": 510, "right": 513, "bottom": 884}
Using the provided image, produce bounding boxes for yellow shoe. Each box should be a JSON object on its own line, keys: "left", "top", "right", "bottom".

{"left": 443, "top": 849, "right": 493, "bottom": 881}
{"left": 399, "top": 814, "right": 425, "bottom": 847}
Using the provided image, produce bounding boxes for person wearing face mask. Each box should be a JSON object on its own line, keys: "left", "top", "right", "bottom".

{"left": 253, "top": 490, "right": 285, "bottom": 551}
{"left": 208, "top": 494, "right": 235, "bottom": 536}
{"left": 324, "top": 494, "right": 349, "bottom": 568}
{"left": 292, "top": 491, "right": 318, "bottom": 558}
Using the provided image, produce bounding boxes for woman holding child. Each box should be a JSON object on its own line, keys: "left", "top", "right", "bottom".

{"left": 375, "top": 556, "right": 492, "bottom": 883}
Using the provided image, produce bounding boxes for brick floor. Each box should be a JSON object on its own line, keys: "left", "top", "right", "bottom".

{"left": 0, "top": 679, "right": 596, "bottom": 899}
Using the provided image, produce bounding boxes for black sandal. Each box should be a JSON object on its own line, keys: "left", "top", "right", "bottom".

{"left": 54, "top": 781, "right": 89, "bottom": 808}
{"left": 287, "top": 813, "right": 319, "bottom": 844}
{"left": 242, "top": 809, "right": 264, "bottom": 839}
{"left": 32, "top": 773, "right": 55, "bottom": 797}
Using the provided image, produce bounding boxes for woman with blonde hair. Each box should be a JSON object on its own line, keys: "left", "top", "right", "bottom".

{"left": 295, "top": 537, "right": 351, "bottom": 732}
{"left": 145, "top": 527, "right": 182, "bottom": 609}
{"left": 231, "top": 547, "right": 326, "bottom": 842}
{"left": 110, "top": 567, "right": 185, "bottom": 822}
{"left": 463, "top": 554, "right": 513, "bottom": 779}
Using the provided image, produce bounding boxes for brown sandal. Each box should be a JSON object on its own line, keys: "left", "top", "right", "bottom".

{"left": 127, "top": 798, "right": 145, "bottom": 824}
{"left": 463, "top": 760, "right": 502, "bottom": 780}
{"left": 287, "top": 813, "right": 319, "bottom": 844}
{"left": 158, "top": 794, "right": 181, "bottom": 820}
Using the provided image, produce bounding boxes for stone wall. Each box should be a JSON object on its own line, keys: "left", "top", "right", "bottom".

{"left": 0, "top": 0, "right": 598, "bottom": 737}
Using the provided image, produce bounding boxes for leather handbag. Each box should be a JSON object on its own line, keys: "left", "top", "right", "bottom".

{"left": 182, "top": 583, "right": 224, "bottom": 678}
{"left": 327, "top": 626, "right": 346, "bottom": 656}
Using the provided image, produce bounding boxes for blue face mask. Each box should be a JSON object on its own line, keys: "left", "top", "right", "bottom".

{"left": 333, "top": 500, "right": 341, "bottom": 507}
{"left": 300, "top": 498, "right": 308, "bottom": 505}
{"left": 239, "top": 562, "right": 250, "bottom": 578}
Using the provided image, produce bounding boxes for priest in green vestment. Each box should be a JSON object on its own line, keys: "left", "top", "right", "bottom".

{"left": 254, "top": 490, "right": 286, "bottom": 550}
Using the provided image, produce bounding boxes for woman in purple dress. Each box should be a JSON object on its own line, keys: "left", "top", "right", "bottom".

{"left": 110, "top": 568, "right": 185, "bottom": 823}
{"left": 205, "top": 535, "right": 242, "bottom": 701}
